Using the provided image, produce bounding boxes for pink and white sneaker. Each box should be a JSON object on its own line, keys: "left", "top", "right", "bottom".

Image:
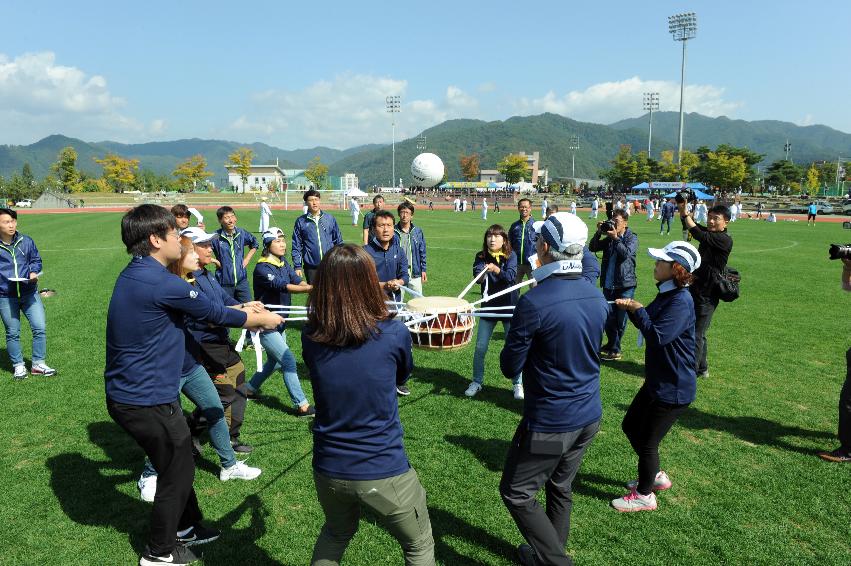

{"left": 625, "top": 470, "right": 672, "bottom": 492}
{"left": 611, "top": 489, "right": 657, "bottom": 512}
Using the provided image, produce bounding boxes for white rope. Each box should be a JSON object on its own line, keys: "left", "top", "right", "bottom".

{"left": 404, "top": 314, "right": 438, "bottom": 327}
{"left": 472, "top": 312, "right": 513, "bottom": 319}
{"left": 468, "top": 278, "right": 535, "bottom": 307}
{"left": 398, "top": 285, "right": 423, "bottom": 298}
{"left": 263, "top": 304, "right": 307, "bottom": 310}
{"left": 473, "top": 305, "right": 516, "bottom": 311}
{"left": 457, "top": 268, "right": 489, "bottom": 299}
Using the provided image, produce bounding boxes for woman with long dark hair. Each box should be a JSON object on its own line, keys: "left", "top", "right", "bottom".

{"left": 302, "top": 244, "right": 434, "bottom": 566}
{"left": 465, "top": 224, "right": 521, "bottom": 399}
{"left": 611, "top": 241, "right": 700, "bottom": 513}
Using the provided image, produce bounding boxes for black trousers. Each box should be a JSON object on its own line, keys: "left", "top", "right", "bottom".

{"left": 693, "top": 293, "right": 719, "bottom": 375}
{"left": 107, "top": 399, "right": 202, "bottom": 556}
{"left": 839, "top": 348, "right": 851, "bottom": 453}
{"left": 500, "top": 421, "right": 600, "bottom": 566}
{"left": 622, "top": 386, "right": 689, "bottom": 495}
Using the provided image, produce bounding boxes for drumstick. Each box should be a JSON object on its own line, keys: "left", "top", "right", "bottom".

{"left": 457, "top": 269, "right": 489, "bottom": 299}
{"left": 473, "top": 305, "right": 516, "bottom": 311}
{"left": 468, "top": 278, "right": 535, "bottom": 307}
{"left": 263, "top": 304, "right": 307, "bottom": 310}
{"left": 472, "top": 312, "right": 513, "bottom": 318}
{"left": 398, "top": 285, "right": 423, "bottom": 298}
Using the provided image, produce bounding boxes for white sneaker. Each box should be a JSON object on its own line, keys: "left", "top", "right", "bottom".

{"left": 464, "top": 382, "right": 482, "bottom": 397}
{"left": 611, "top": 489, "right": 657, "bottom": 512}
{"left": 513, "top": 383, "right": 525, "bottom": 400}
{"left": 138, "top": 475, "right": 157, "bottom": 502}
{"left": 31, "top": 362, "right": 57, "bottom": 376}
{"left": 626, "top": 470, "right": 672, "bottom": 492}
{"left": 220, "top": 460, "right": 262, "bottom": 481}
{"left": 13, "top": 364, "right": 27, "bottom": 380}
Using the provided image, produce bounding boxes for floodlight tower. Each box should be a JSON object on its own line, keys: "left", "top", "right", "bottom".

{"left": 668, "top": 12, "right": 697, "bottom": 165}
{"left": 386, "top": 95, "right": 401, "bottom": 187}
{"left": 643, "top": 92, "right": 660, "bottom": 155}
{"left": 416, "top": 134, "right": 427, "bottom": 151}
{"left": 568, "top": 135, "right": 580, "bottom": 179}
{"left": 784, "top": 140, "right": 792, "bottom": 161}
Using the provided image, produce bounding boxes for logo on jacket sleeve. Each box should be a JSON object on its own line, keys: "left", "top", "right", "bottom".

{"left": 189, "top": 290, "right": 198, "bottom": 299}
{"left": 266, "top": 273, "right": 275, "bottom": 281}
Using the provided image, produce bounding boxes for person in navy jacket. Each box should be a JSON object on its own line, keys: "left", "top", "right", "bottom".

{"left": 105, "top": 205, "right": 282, "bottom": 565}
{"left": 291, "top": 189, "right": 344, "bottom": 284}
{"left": 464, "top": 224, "right": 521, "bottom": 400}
{"left": 610, "top": 241, "right": 700, "bottom": 513}
{"left": 508, "top": 198, "right": 537, "bottom": 284}
{"left": 211, "top": 206, "right": 259, "bottom": 302}
{"left": 363, "top": 210, "right": 408, "bottom": 302}
{"left": 0, "top": 207, "right": 54, "bottom": 379}
{"left": 499, "top": 213, "right": 608, "bottom": 566}
{"left": 245, "top": 227, "right": 315, "bottom": 417}
{"left": 394, "top": 201, "right": 427, "bottom": 296}
{"left": 301, "top": 244, "right": 434, "bottom": 565}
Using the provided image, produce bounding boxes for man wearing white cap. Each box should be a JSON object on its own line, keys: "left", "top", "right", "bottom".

{"left": 610, "top": 241, "right": 699, "bottom": 513}
{"left": 259, "top": 197, "right": 273, "bottom": 233}
{"left": 499, "top": 212, "right": 608, "bottom": 566}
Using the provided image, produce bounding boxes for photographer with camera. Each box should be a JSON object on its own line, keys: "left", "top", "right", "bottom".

{"left": 589, "top": 210, "right": 638, "bottom": 361}
{"left": 818, "top": 253, "right": 851, "bottom": 463}
{"left": 678, "top": 197, "right": 733, "bottom": 378}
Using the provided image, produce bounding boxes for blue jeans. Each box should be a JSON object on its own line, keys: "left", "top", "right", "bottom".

{"left": 603, "top": 287, "right": 636, "bottom": 354}
{"left": 473, "top": 317, "right": 521, "bottom": 385}
{"left": 248, "top": 330, "right": 308, "bottom": 408}
{"left": 221, "top": 277, "right": 252, "bottom": 303}
{"left": 143, "top": 364, "right": 236, "bottom": 477}
{"left": 660, "top": 217, "right": 672, "bottom": 233}
{"left": 0, "top": 293, "right": 47, "bottom": 366}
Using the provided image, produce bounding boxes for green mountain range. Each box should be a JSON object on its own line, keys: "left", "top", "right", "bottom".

{"left": 2, "top": 112, "right": 849, "bottom": 188}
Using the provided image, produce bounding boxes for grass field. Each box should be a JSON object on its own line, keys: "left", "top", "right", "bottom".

{"left": 2, "top": 207, "right": 849, "bottom": 565}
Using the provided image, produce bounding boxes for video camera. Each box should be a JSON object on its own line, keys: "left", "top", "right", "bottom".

{"left": 828, "top": 244, "right": 851, "bottom": 260}
{"left": 674, "top": 189, "right": 696, "bottom": 205}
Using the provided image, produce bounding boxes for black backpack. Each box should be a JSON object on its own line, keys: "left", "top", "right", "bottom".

{"left": 713, "top": 266, "right": 741, "bottom": 302}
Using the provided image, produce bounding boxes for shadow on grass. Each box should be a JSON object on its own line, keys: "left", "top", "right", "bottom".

{"left": 601, "top": 359, "right": 646, "bottom": 379}
{"left": 444, "top": 434, "right": 622, "bottom": 503}
{"left": 47, "top": 421, "right": 280, "bottom": 561}
{"left": 614, "top": 404, "right": 834, "bottom": 456}
{"left": 407, "top": 367, "right": 522, "bottom": 415}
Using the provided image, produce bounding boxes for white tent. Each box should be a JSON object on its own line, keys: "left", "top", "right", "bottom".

{"left": 346, "top": 188, "right": 369, "bottom": 197}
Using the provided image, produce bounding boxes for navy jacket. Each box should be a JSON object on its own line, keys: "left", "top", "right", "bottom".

{"left": 105, "top": 256, "right": 247, "bottom": 406}
{"left": 473, "top": 250, "right": 518, "bottom": 309}
{"left": 211, "top": 227, "right": 258, "bottom": 286}
{"left": 582, "top": 247, "right": 600, "bottom": 285}
{"left": 628, "top": 281, "right": 697, "bottom": 404}
{"left": 364, "top": 239, "right": 409, "bottom": 301}
{"left": 185, "top": 268, "right": 240, "bottom": 345}
{"left": 509, "top": 217, "right": 537, "bottom": 266}
{"left": 252, "top": 255, "right": 303, "bottom": 332}
{"left": 660, "top": 201, "right": 676, "bottom": 220}
{"left": 291, "top": 212, "right": 343, "bottom": 270}
{"left": 303, "top": 319, "right": 413, "bottom": 480}
{"left": 0, "top": 232, "right": 42, "bottom": 298}
{"left": 500, "top": 273, "right": 608, "bottom": 432}
{"left": 588, "top": 227, "right": 638, "bottom": 290}
{"left": 394, "top": 223, "right": 427, "bottom": 278}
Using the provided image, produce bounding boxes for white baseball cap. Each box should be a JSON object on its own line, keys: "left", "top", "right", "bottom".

{"left": 180, "top": 227, "right": 216, "bottom": 244}
{"left": 533, "top": 212, "right": 588, "bottom": 252}
{"left": 262, "top": 227, "right": 285, "bottom": 246}
{"left": 647, "top": 241, "right": 701, "bottom": 273}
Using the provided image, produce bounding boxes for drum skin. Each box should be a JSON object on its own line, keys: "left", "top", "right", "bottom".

{"left": 406, "top": 297, "right": 475, "bottom": 350}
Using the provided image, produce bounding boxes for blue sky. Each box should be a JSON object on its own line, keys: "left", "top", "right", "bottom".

{"left": 1, "top": 0, "right": 848, "bottom": 148}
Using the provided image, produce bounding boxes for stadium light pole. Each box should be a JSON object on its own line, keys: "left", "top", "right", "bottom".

{"left": 568, "top": 135, "right": 580, "bottom": 179}
{"left": 784, "top": 140, "right": 792, "bottom": 161}
{"left": 416, "top": 134, "right": 427, "bottom": 151}
{"left": 668, "top": 12, "right": 696, "bottom": 166}
{"left": 386, "top": 95, "right": 401, "bottom": 187}
{"left": 643, "top": 92, "right": 660, "bottom": 155}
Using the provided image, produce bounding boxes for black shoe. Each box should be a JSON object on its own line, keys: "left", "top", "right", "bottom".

{"left": 697, "top": 370, "right": 709, "bottom": 378}
{"left": 818, "top": 448, "right": 851, "bottom": 463}
{"left": 297, "top": 405, "right": 317, "bottom": 418}
{"left": 396, "top": 385, "right": 411, "bottom": 396}
{"left": 231, "top": 440, "right": 253, "bottom": 454}
{"left": 140, "top": 544, "right": 202, "bottom": 565}
{"left": 176, "top": 523, "right": 221, "bottom": 546}
{"left": 517, "top": 544, "right": 539, "bottom": 566}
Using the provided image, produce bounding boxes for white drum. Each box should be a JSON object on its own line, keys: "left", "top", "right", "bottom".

{"left": 405, "top": 296, "right": 474, "bottom": 350}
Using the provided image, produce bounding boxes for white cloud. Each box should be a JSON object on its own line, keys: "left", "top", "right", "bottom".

{"left": 221, "top": 74, "right": 480, "bottom": 148}
{"left": 477, "top": 82, "right": 496, "bottom": 93}
{"left": 798, "top": 114, "right": 815, "bottom": 127}
{"left": 517, "top": 76, "right": 742, "bottom": 124}
{"left": 0, "top": 51, "right": 164, "bottom": 143}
